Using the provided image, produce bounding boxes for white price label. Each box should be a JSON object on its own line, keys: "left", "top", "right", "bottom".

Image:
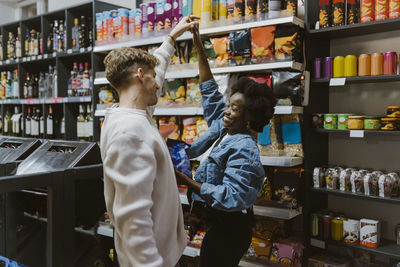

{"left": 87, "top": 46, "right": 92, "bottom": 51}
{"left": 27, "top": 57, "right": 31, "bottom": 61}
{"left": 22, "top": 57, "right": 26, "bottom": 62}
{"left": 329, "top": 78, "right": 346, "bottom": 86}
{"left": 350, "top": 130, "right": 364, "bottom": 138}
{"left": 44, "top": 54, "right": 48, "bottom": 59}
{"left": 67, "top": 49, "right": 72, "bottom": 54}
{"left": 38, "top": 55, "right": 42, "bottom": 59}
{"left": 32, "top": 56, "right": 37, "bottom": 60}
{"left": 80, "top": 97, "right": 85, "bottom": 102}
{"left": 5, "top": 60, "right": 10, "bottom": 64}
{"left": 52, "top": 52, "right": 57, "bottom": 57}
{"left": 80, "top": 48, "right": 85, "bottom": 53}
{"left": 16, "top": 58, "right": 19, "bottom": 63}
{"left": 0, "top": 61, "right": 3, "bottom": 65}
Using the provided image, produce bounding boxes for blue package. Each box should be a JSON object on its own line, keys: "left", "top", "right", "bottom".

{"left": 281, "top": 121, "right": 301, "bottom": 144}
{"left": 258, "top": 124, "right": 271, "bottom": 146}
{"left": 167, "top": 139, "right": 192, "bottom": 178}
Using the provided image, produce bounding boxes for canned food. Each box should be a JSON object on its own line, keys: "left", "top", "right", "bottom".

{"left": 381, "top": 117, "right": 400, "bottom": 130}
{"left": 311, "top": 214, "right": 320, "bottom": 237}
{"left": 364, "top": 116, "right": 381, "bottom": 130}
{"left": 314, "top": 58, "right": 322, "bottom": 79}
{"left": 322, "top": 215, "right": 332, "bottom": 240}
{"left": 360, "top": 219, "right": 380, "bottom": 248}
{"left": 333, "top": 0, "right": 345, "bottom": 26}
{"left": 384, "top": 52, "right": 398, "bottom": 75}
{"left": 389, "top": 0, "right": 400, "bottom": 18}
{"left": 347, "top": 0, "right": 358, "bottom": 24}
{"left": 375, "top": 0, "right": 388, "bottom": 20}
{"left": 338, "top": 114, "right": 351, "bottom": 129}
{"left": 344, "top": 219, "right": 360, "bottom": 244}
{"left": 312, "top": 113, "right": 324, "bottom": 128}
{"left": 344, "top": 55, "right": 357, "bottom": 77}
{"left": 324, "top": 114, "right": 338, "bottom": 129}
{"left": 348, "top": 116, "right": 364, "bottom": 130}
{"left": 331, "top": 217, "right": 345, "bottom": 241}
{"left": 371, "top": 53, "right": 384, "bottom": 75}
{"left": 333, "top": 56, "right": 345, "bottom": 78}
{"left": 387, "top": 106, "right": 400, "bottom": 118}
{"left": 323, "top": 57, "right": 334, "bottom": 78}
{"left": 361, "top": 0, "right": 374, "bottom": 23}
{"left": 359, "top": 54, "right": 371, "bottom": 76}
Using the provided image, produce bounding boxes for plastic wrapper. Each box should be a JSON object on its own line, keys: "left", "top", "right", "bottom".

{"left": 159, "top": 116, "right": 180, "bottom": 139}
{"left": 339, "top": 168, "right": 354, "bottom": 191}
{"left": 196, "top": 117, "right": 208, "bottom": 137}
{"left": 313, "top": 167, "right": 326, "bottom": 188}
{"left": 274, "top": 25, "right": 303, "bottom": 63}
{"left": 228, "top": 30, "right": 251, "bottom": 66}
{"left": 272, "top": 167, "right": 303, "bottom": 209}
{"left": 161, "top": 78, "right": 186, "bottom": 102}
{"left": 364, "top": 173, "right": 379, "bottom": 196}
{"left": 182, "top": 117, "right": 198, "bottom": 144}
{"left": 214, "top": 74, "right": 231, "bottom": 103}
{"left": 166, "top": 138, "right": 191, "bottom": 178}
{"left": 98, "top": 85, "right": 118, "bottom": 104}
{"left": 270, "top": 240, "right": 304, "bottom": 267}
{"left": 281, "top": 114, "right": 303, "bottom": 157}
{"left": 251, "top": 26, "right": 275, "bottom": 64}
{"left": 326, "top": 167, "right": 342, "bottom": 190}
{"left": 257, "top": 176, "right": 273, "bottom": 200}
{"left": 188, "top": 231, "right": 205, "bottom": 248}
{"left": 245, "top": 237, "right": 272, "bottom": 263}
{"left": 379, "top": 173, "right": 399, "bottom": 197}
{"left": 258, "top": 115, "right": 283, "bottom": 156}
{"left": 186, "top": 78, "right": 201, "bottom": 105}
{"left": 203, "top": 40, "right": 216, "bottom": 59}
{"left": 210, "top": 36, "right": 229, "bottom": 67}
{"left": 351, "top": 170, "right": 366, "bottom": 193}
{"left": 286, "top": 0, "right": 298, "bottom": 16}
{"left": 272, "top": 71, "right": 303, "bottom": 106}
{"left": 247, "top": 74, "right": 272, "bottom": 87}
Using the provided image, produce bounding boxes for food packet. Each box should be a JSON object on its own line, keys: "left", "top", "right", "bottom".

{"left": 182, "top": 117, "right": 198, "bottom": 144}
{"left": 274, "top": 25, "right": 303, "bottom": 63}
{"left": 162, "top": 78, "right": 186, "bottom": 102}
{"left": 166, "top": 138, "right": 192, "bottom": 178}
{"left": 98, "top": 85, "right": 118, "bottom": 104}
{"left": 280, "top": 114, "right": 303, "bottom": 157}
{"left": 196, "top": 117, "right": 208, "bottom": 137}
{"left": 228, "top": 30, "right": 251, "bottom": 66}
{"left": 203, "top": 40, "right": 216, "bottom": 59}
{"left": 159, "top": 116, "right": 180, "bottom": 139}
{"left": 210, "top": 36, "right": 229, "bottom": 67}
{"left": 272, "top": 71, "right": 303, "bottom": 106}
{"left": 186, "top": 78, "right": 201, "bottom": 105}
{"left": 257, "top": 176, "right": 273, "bottom": 201}
{"left": 248, "top": 74, "right": 272, "bottom": 87}
{"left": 214, "top": 74, "right": 231, "bottom": 104}
{"left": 258, "top": 116, "right": 284, "bottom": 156}
{"left": 251, "top": 26, "right": 275, "bottom": 64}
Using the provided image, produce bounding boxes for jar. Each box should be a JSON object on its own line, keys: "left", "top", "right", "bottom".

{"left": 381, "top": 118, "right": 400, "bottom": 131}
{"left": 312, "top": 113, "right": 324, "bottom": 128}
{"left": 364, "top": 116, "right": 381, "bottom": 130}
{"left": 348, "top": 116, "right": 364, "bottom": 130}
{"left": 337, "top": 114, "right": 351, "bottom": 129}
{"left": 386, "top": 106, "right": 400, "bottom": 118}
{"left": 324, "top": 114, "right": 338, "bottom": 129}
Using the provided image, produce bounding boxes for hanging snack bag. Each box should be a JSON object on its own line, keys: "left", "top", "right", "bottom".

{"left": 182, "top": 117, "right": 198, "bottom": 144}
{"left": 166, "top": 138, "right": 192, "bottom": 177}
{"left": 333, "top": 0, "right": 345, "bottom": 26}
{"left": 286, "top": 0, "right": 298, "bottom": 16}
{"left": 347, "top": 0, "right": 358, "bottom": 24}
{"left": 210, "top": 36, "right": 230, "bottom": 67}
{"left": 163, "top": 78, "right": 186, "bottom": 102}
{"left": 228, "top": 30, "right": 251, "bottom": 66}
{"left": 251, "top": 26, "right": 275, "bottom": 64}
{"left": 319, "top": 0, "right": 330, "bottom": 28}
{"left": 186, "top": 78, "right": 201, "bottom": 105}
{"left": 274, "top": 25, "right": 303, "bottom": 62}
{"left": 281, "top": 114, "right": 303, "bottom": 157}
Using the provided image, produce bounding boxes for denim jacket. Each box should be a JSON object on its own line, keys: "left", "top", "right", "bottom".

{"left": 187, "top": 79, "right": 265, "bottom": 212}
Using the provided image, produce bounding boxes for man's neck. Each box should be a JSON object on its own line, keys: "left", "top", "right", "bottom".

{"left": 118, "top": 86, "right": 147, "bottom": 110}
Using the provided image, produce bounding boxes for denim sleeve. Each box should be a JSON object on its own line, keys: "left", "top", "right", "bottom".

{"left": 199, "top": 79, "right": 226, "bottom": 127}
{"left": 199, "top": 145, "right": 264, "bottom": 211}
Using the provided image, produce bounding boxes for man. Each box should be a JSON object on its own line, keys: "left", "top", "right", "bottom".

{"left": 100, "top": 17, "right": 199, "bottom": 267}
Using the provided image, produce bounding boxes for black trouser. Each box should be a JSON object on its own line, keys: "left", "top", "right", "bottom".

{"left": 198, "top": 206, "right": 254, "bottom": 267}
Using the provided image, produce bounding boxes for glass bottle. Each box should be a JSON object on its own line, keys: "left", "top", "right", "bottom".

{"left": 58, "top": 20, "right": 64, "bottom": 52}
{"left": 4, "top": 107, "right": 12, "bottom": 135}
{"left": 13, "top": 69, "right": 19, "bottom": 99}
{"left": 83, "top": 62, "right": 90, "bottom": 96}
{"left": 25, "top": 106, "right": 31, "bottom": 137}
{"left": 5, "top": 71, "right": 13, "bottom": 99}
{"left": 47, "top": 105, "right": 54, "bottom": 139}
{"left": 39, "top": 108, "right": 44, "bottom": 138}
{"left": 72, "top": 18, "right": 80, "bottom": 51}
{"left": 25, "top": 29, "right": 30, "bottom": 56}
{"left": 77, "top": 104, "right": 86, "bottom": 141}
{"left": 16, "top": 27, "right": 22, "bottom": 58}
{"left": 52, "top": 20, "right": 59, "bottom": 53}
{"left": 86, "top": 104, "right": 93, "bottom": 141}
{"left": 23, "top": 72, "right": 30, "bottom": 99}
{"left": 60, "top": 115, "right": 65, "bottom": 139}
{"left": 47, "top": 24, "right": 53, "bottom": 53}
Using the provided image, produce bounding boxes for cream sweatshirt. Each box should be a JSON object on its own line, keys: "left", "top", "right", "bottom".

{"left": 100, "top": 41, "right": 187, "bottom": 267}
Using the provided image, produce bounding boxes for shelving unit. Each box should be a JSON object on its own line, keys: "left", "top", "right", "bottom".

{"left": 239, "top": 260, "right": 270, "bottom": 267}
{"left": 315, "top": 128, "right": 400, "bottom": 137}
{"left": 253, "top": 205, "right": 302, "bottom": 220}
{"left": 260, "top": 156, "right": 303, "bottom": 167}
{"left": 312, "top": 75, "right": 400, "bottom": 85}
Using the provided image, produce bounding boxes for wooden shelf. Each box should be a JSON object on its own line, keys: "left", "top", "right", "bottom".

{"left": 309, "top": 17, "right": 400, "bottom": 38}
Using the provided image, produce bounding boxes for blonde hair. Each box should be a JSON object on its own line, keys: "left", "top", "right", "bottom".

{"left": 104, "top": 47, "right": 159, "bottom": 90}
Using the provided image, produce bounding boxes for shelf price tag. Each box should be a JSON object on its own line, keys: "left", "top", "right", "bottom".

{"left": 15, "top": 58, "right": 19, "bottom": 63}
{"left": 38, "top": 55, "right": 42, "bottom": 59}
{"left": 350, "top": 130, "right": 364, "bottom": 138}
{"left": 80, "top": 48, "right": 85, "bottom": 53}
{"left": 87, "top": 46, "right": 92, "bottom": 51}
{"left": 32, "top": 56, "right": 37, "bottom": 60}
{"left": 44, "top": 54, "right": 48, "bottom": 59}
{"left": 5, "top": 60, "right": 10, "bottom": 64}
{"left": 67, "top": 49, "right": 72, "bottom": 54}
{"left": 310, "top": 238, "right": 325, "bottom": 249}
{"left": 52, "top": 52, "right": 57, "bottom": 57}
{"left": 329, "top": 78, "right": 346, "bottom": 86}
{"left": 22, "top": 57, "right": 26, "bottom": 62}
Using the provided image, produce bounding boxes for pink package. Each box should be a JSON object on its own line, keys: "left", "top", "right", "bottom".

{"left": 269, "top": 240, "right": 304, "bottom": 267}
{"left": 172, "top": 0, "right": 182, "bottom": 27}
{"left": 148, "top": 2, "right": 156, "bottom": 32}
{"left": 164, "top": 0, "right": 173, "bottom": 29}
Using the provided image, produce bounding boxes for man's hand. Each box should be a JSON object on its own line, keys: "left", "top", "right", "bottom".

{"left": 170, "top": 16, "right": 200, "bottom": 41}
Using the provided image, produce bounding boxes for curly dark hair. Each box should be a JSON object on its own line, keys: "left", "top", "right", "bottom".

{"left": 231, "top": 77, "right": 277, "bottom": 132}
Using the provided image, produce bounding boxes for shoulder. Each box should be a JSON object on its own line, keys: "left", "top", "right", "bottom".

{"left": 224, "top": 135, "right": 261, "bottom": 164}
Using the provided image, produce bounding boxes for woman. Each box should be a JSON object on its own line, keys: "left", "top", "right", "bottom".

{"left": 175, "top": 26, "right": 277, "bottom": 266}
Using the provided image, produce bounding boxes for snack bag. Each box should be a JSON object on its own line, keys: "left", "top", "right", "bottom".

{"left": 196, "top": 117, "right": 208, "bottom": 137}
{"left": 182, "top": 117, "right": 198, "bottom": 144}
{"left": 228, "top": 30, "right": 251, "bottom": 66}
{"left": 166, "top": 138, "right": 192, "bottom": 177}
{"left": 274, "top": 25, "right": 304, "bottom": 63}
{"left": 163, "top": 78, "right": 186, "bottom": 102}
{"left": 210, "top": 36, "right": 229, "bottom": 67}
{"left": 281, "top": 114, "right": 303, "bottom": 157}
{"left": 251, "top": 26, "right": 275, "bottom": 64}
{"left": 258, "top": 115, "right": 284, "bottom": 156}
{"left": 186, "top": 78, "right": 201, "bottom": 105}
{"left": 159, "top": 116, "right": 180, "bottom": 139}
{"left": 248, "top": 74, "right": 272, "bottom": 87}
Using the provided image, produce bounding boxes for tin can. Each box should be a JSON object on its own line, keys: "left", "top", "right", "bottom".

{"left": 172, "top": 0, "right": 182, "bottom": 27}
{"left": 347, "top": 0, "right": 358, "bottom": 24}
{"left": 375, "top": 0, "right": 388, "bottom": 20}
{"left": 134, "top": 8, "right": 142, "bottom": 34}
{"left": 331, "top": 217, "right": 344, "bottom": 241}
{"left": 96, "top": 13, "right": 103, "bottom": 41}
{"left": 389, "top": 0, "right": 400, "bottom": 18}
{"left": 359, "top": 54, "right": 371, "bottom": 76}
{"left": 334, "top": 56, "right": 345, "bottom": 78}
{"left": 227, "top": 0, "right": 235, "bottom": 18}
{"left": 314, "top": 58, "right": 322, "bottom": 78}
{"left": 119, "top": 8, "right": 129, "bottom": 37}
{"left": 322, "top": 215, "right": 332, "bottom": 240}
{"left": 338, "top": 114, "right": 351, "bottom": 129}
{"left": 148, "top": 2, "right": 156, "bottom": 32}
{"left": 361, "top": 0, "right": 374, "bottom": 23}
{"left": 164, "top": 0, "right": 173, "bottom": 29}
{"left": 333, "top": 0, "right": 345, "bottom": 26}
{"left": 110, "top": 10, "right": 119, "bottom": 39}
{"left": 319, "top": 0, "right": 331, "bottom": 28}
{"left": 219, "top": 0, "right": 228, "bottom": 19}
{"left": 323, "top": 57, "right": 334, "bottom": 78}
{"left": 140, "top": 3, "right": 149, "bottom": 34}
{"left": 156, "top": 0, "right": 166, "bottom": 31}
{"left": 324, "top": 114, "right": 338, "bottom": 129}
{"left": 129, "top": 10, "right": 135, "bottom": 35}
{"left": 344, "top": 55, "right": 357, "bottom": 77}
{"left": 384, "top": 52, "right": 397, "bottom": 75}
{"left": 311, "top": 214, "right": 320, "bottom": 237}
{"left": 371, "top": 53, "right": 384, "bottom": 75}
{"left": 103, "top": 11, "right": 112, "bottom": 40}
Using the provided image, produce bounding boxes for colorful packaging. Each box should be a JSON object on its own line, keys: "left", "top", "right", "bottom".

{"left": 219, "top": 0, "right": 228, "bottom": 18}
{"left": 210, "top": 36, "right": 229, "bottom": 67}
{"left": 134, "top": 8, "right": 142, "bottom": 34}
{"left": 129, "top": 10, "right": 135, "bottom": 35}
{"left": 227, "top": 0, "right": 235, "bottom": 17}
{"left": 339, "top": 168, "right": 353, "bottom": 191}
{"left": 156, "top": 0, "right": 166, "bottom": 31}
{"left": 251, "top": 26, "right": 275, "bottom": 63}
{"left": 281, "top": 114, "right": 303, "bottom": 157}
{"left": 163, "top": 78, "right": 186, "bottom": 101}
{"left": 183, "top": 0, "right": 194, "bottom": 16}
{"left": 269, "top": 240, "right": 304, "bottom": 266}
{"left": 193, "top": 0, "right": 202, "bottom": 18}
{"left": 347, "top": 0, "right": 358, "bottom": 24}
{"left": 313, "top": 167, "right": 325, "bottom": 188}
{"left": 196, "top": 117, "right": 208, "bottom": 137}
{"left": 319, "top": 0, "right": 330, "bottom": 28}
{"left": 344, "top": 219, "right": 360, "bottom": 245}
{"left": 201, "top": 0, "right": 212, "bottom": 23}
{"left": 361, "top": 0, "right": 374, "bottom": 22}
{"left": 389, "top": 0, "right": 400, "bottom": 18}
{"left": 360, "top": 219, "right": 380, "bottom": 248}
{"left": 172, "top": 0, "right": 182, "bottom": 27}
{"left": 257, "top": 0, "right": 268, "bottom": 14}
{"left": 182, "top": 117, "right": 198, "bottom": 144}
{"left": 258, "top": 116, "right": 284, "bottom": 156}
{"left": 186, "top": 78, "right": 201, "bottom": 104}
{"left": 245, "top": 0, "right": 257, "bottom": 17}
{"left": 148, "top": 2, "right": 156, "bottom": 32}
{"left": 326, "top": 168, "right": 340, "bottom": 190}
{"left": 333, "top": 0, "right": 345, "bottom": 26}
{"left": 364, "top": 173, "right": 379, "bottom": 196}
{"left": 286, "top": 0, "right": 298, "bottom": 16}
{"left": 212, "top": 0, "right": 219, "bottom": 20}
{"left": 96, "top": 13, "right": 103, "bottom": 41}
{"left": 234, "top": 0, "right": 244, "bottom": 17}
{"left": 274, "top": 25, "right": 303, "bottom": 62}
{"left": 140, "top": 4, "right": 149, "bottom": 34}
{"left": 166, "top": 138, "right": 191, "bottom": 176}
{"left": 104, "top": 10, "right": 113, "bottom": 40}
{"left": 246, "top": 237, "right": 272, "bottom": 262}
{"left": 159, "top": 116, "right": 180, "bottom": 139}
{"left": 110, "top": 10, "right": 119, "bottom": 39}
{"left": 164, "top": 0, "right": 173, "bottom": 29}
{"left": 119, "top": 8, "right": 129, "bottom": 37}
{"left": 228, "top": 30, "right": 251, "bottom": 65}
{"left": 375, "top": 0, "right": 388, "bottom": 20}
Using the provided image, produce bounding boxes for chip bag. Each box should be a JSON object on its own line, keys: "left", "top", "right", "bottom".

{"left": 159, "top": 116, "right": 180, "bottom": 139}
{"left": 166, "top": 138, "right": 192, "bottom": 178}
{"left": 196, "top": 117, "right": 208, "bottom": 137}
{"left": 186, "top": 78, "right": 201, "bottom": 105}
{"left": 274, "top": 25, "right": 303, "bottom": 62}
{"left": 182, "top": 117, "right": 198, "bottom": 144}
{"left": 251, "top": 26, "right": 275, "bottom": 64}
{"left": 162, "top": 78, "right": 186, "bottom": 102}
{"left": 210, "top": 36, "right": 230, "bottom": 67}
{"left": 228, "top": 30, "right": 251, "bottom": 66}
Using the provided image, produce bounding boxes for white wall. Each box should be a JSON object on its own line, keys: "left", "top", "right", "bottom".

{"left": 0, "top": 3, "right": 18, "bottom": 25}
{"left": 48, "top": 0, "right": 136, "bottom": 11}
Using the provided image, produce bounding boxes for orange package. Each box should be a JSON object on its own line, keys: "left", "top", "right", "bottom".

{"left": 210, "top": 36, "right": 229, "bottom": 67}
{"left": 389, "top": 0, "right": 400, "bottom": 18}
{"left": 375, "top": 0, "right": 388, "bottom": 20}
{"left": 251, "top": 26, "right": 275, "bottom": 64}
{"left": 361, "top": 0, "right": 375, "bottom": 22}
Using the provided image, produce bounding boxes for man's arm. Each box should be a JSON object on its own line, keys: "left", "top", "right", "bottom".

{"left": 103, "top": 133, "right": 162, "bottom": 267}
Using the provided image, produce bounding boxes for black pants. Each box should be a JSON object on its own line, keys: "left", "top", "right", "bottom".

{"left": 199, "top": 207, "right": 254, "bottom": 267}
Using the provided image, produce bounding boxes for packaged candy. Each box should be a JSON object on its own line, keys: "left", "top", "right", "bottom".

{"left": 186, "top": 78, "right": 201, "bottom": 105}
{"left": 270, "top": 240, "right": 304, "bottom": 267}
{"left": 281, "top": 114, "right": 303, "bottom": 157}
{"left": 325, "top": 168, "right": 340, "bottom": 190}
{"left": 159, "top": 116, "right": 180, "bottom": 139}
{"left": 339, "top": 168, "right": 354, "bottom": 191}
{"left": 228, "top": 30, "right": 251, "bottom": 66}
{"left": 251, "top": 26, "right": 275, "bottom": 64}
{"left": 210, "top": 36, "right": 229, "bottom": 67}
{"left": 245, "top": 237, "right": 272, "bottom": 262}
{"left": 351, "top": 170, "right": 366, "bottom": 193}
{"left": 360, "top": 219, "right": 380, "bottom": 248}
{"left": 364, "top": 173, "right": 379, "bottom": 196}
{"left": 164, "top": 0, "right": 173, "bottom": 29}
{"left": 257, "top": 176, "right": 273, "bottom": 200}
{"left": 182, "top": 117, "right": 198, "bottom": 144}
{"left": 274, "top": 25, "right": 304, "bottom": 63}
{"left": 162, "top": 78, "right": 186, "bottom": 102}
{"left": 196, "top": 117, "right": 208, "bottom": 137}
{"left": 286, "top": 0, "right": 298, "bottom": 16}
{"left": 313, "top": 167, "right": 325, "bottom": 188}
{"left": 167, "top": 138, "right": 192, "bottom": 177}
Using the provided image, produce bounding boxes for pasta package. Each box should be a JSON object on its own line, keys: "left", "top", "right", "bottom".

{"left": 280, "top": 114, "right": 303, "bottom": 157}
{"left": 274, "top": 25, "right": 304, "bottom": 63}
{"left": 210, "top": 36, "right": 230, "bottom": 67}
{"left": 251, "top": 26, "right": 275, "bottom": 64}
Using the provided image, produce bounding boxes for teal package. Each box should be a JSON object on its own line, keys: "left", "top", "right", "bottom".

{"left": 282, "top": 121, "right": 301, "bottom": 144}
{"left": 258, "top": 124, "right": 271, "bottom": 146}
{"left": 182, "top": 0, "right": 193, "bottom": 16}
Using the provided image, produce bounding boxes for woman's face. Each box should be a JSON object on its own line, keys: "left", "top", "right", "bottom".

{"left": 223, "top": 92, "right": 247, "bottom": 133}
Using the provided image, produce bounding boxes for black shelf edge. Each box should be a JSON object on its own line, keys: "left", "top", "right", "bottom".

{"left": 310, "top": 188, "right": 400, "bottom": 205}
{"left": 0, "top": 96, "right": 92, "bottom": 105}
{"left": 309, "top": 17, "right": 400, "bottom": 38}
{"left": 312, "top": 75, "right": 400, "bottom": 84}
{"left": 315, "top": 128, "right": 400, "bottom": 136}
